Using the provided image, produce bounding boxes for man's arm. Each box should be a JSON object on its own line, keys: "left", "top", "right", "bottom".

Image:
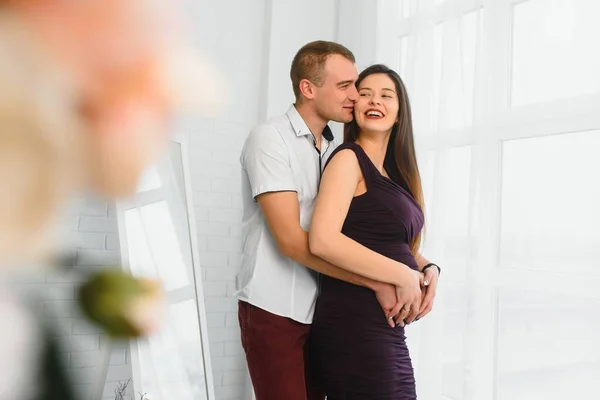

{"left": 241, "top": 125, "right": 395, "bottom": 305}
{"left": 256, "top": 191, "right": 386, "bottom": 292}
{"left": 241, "top": 126, "right": 397, "bottom": 325}
{"left": 242, "top": 125, "right": 384, "bottom": 291}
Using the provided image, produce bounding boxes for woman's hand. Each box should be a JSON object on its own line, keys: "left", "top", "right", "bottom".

{"left": 388, "top": 269, "right": 423, "bottom": 327}
{"left": 417, "top": 266, "right": 439, "bottom": 320}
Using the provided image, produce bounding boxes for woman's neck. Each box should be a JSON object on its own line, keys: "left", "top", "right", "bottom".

{"left": 356, "top": 131, "right": 390, "bottom": 173}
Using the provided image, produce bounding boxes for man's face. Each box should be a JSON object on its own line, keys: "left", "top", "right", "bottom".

{"left": 313, "top": 54, "right": 359, "bottom": 124}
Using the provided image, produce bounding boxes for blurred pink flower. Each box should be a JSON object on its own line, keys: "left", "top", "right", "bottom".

{"left": 0, "top": 0, "right": 225, "bottom": 264}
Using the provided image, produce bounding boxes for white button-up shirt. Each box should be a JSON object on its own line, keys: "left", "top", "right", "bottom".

{"left": 235, "top": 104, "right": 339, "bottom": 324}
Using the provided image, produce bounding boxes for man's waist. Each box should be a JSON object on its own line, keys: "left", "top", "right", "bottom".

{"left": 235, "top": 288, "right": 317, "bottom": 325}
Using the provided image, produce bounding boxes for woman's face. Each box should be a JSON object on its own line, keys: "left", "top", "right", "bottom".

{"left": 354, "top": 73, "right": 399, "bottom": 135}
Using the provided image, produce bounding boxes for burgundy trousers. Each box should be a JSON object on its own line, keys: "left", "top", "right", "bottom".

{"left": 238, "top": 301, "right": 324, "bottom": 400}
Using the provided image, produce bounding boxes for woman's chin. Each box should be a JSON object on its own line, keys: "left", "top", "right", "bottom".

{"left": 358, "top": 121, "right": 395, "bottom": 135}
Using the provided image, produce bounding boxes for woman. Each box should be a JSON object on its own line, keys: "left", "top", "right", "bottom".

{"left": 308, "top": 64, "right": 440, "bottom": 399}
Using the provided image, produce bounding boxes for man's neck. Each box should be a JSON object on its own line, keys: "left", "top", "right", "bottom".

{"left": 294, "top": 102, "right": 328, "bottom": 144}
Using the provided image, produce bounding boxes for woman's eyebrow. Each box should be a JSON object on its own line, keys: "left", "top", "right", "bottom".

{"left": 359, "top": 87, "right": 396, "bottom": 94}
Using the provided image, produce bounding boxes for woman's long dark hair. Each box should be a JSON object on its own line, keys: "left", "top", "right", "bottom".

{"left": 344, "top": 64, "right": 424, "bottom": 254}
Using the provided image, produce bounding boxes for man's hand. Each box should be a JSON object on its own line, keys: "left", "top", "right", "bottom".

{"left": 374, "top": 283, "right": 398, "bottom": 328}
{"left": 417, "top": 266, "right": 439, "bottom": 320}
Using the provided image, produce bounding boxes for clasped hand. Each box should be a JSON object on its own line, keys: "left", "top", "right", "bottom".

{"left": 375, "top": 267, "right": 439, "bottom": 328}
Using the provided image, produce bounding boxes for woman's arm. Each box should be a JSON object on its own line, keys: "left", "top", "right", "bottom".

{"left": 415, "top": 252, "right": 440, "bottom": 281}
{"left": 415, "top": 253, "right": 430, "bottom": 271}
{"left": 309, "top": 149, "right": 417, "bottom": 288}
{"left": 414, "top": 252, "right": 440, "bottom": 319}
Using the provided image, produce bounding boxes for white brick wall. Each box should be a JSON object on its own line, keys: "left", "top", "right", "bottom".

{"left": 15, "top": 196, "right": 133, "bottom": 400}
{"left": 181, "top": 1, "right": 271, "bottom": 398}
{"left": 69, "top": 199, "right": 133, "bottom": 400}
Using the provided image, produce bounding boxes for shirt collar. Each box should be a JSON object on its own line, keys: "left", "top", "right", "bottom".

{"left": 286, "top": 104, "right": 335, "bottom": 142}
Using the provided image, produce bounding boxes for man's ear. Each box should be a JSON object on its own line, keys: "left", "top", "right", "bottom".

{"left": 299, "top": 79, "right": 316, "bottom": 100}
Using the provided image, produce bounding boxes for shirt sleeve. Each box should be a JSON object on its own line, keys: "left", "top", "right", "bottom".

{"left": 241, "top": 125, "right": 296, "bottom": 200}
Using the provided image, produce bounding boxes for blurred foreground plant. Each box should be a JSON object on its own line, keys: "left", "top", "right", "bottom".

{"left": 78, "top": 268, "right": 165, "bottom": 339}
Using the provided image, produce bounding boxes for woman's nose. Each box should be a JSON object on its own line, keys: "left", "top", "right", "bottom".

{"left": 369, "top": 97, "right": 381, "bottom": 105}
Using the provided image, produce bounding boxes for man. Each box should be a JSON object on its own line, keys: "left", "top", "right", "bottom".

{"left": 236, "top": 41, "right": 399, "bottom": 400}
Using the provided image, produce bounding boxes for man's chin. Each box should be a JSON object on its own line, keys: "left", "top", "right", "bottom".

{"left": 336, "top": 112, "right": 354, "bottom": 124}
{"left": 324, "top": 109, "right": 354, "bottom": 124}
{"left": 341, "top": 115, "right": 354, "bottom": 123}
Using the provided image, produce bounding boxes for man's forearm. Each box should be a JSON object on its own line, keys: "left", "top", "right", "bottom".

{"left": 287, "top": 230, "right": 384, "bottom": 292}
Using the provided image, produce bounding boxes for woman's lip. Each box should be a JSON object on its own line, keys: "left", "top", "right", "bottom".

{"left": 365, "top": 108, "right": 384, "bottom": 116}
{"left": 364, "top": 115, "right": 384, "bottom": 119}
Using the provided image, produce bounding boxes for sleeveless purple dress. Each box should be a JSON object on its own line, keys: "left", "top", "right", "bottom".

{"left": 309, "top": 142, "right": 424, "bottom": 399}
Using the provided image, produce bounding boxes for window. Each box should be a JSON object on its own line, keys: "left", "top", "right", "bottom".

{"left": 398, "top": 36, "right": 410, "bottom": 80}
{"left": 510, "top": 0, "right": 600, "bottom": 106}
{"left": 499, "top": 130, "right": 600, "bottom": 276}
{"left": 380, "top": 1, "right": 600, "bottom": 399}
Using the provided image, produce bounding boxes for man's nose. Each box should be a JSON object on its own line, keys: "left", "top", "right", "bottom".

{"left": 348, "top": 85, "right": 359, "bottom": 102}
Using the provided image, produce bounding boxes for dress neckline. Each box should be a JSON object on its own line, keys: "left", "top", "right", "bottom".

{"left": 349, "top": 141, "right": 421, "bottom": 207}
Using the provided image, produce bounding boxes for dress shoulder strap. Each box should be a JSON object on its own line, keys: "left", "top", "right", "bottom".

{"left": 325, "top": 141, "right": 379, "bottom": 185}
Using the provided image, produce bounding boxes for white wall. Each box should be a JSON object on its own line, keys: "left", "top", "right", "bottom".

{"left": 179, "top": 1, "right": 270, "bottom": 399}
{"left": 337, "top": 0, "right": 381, "bottom": 70}
{"left": 263, "top": 0, "right": 339, "bottom": 119}
{"left": 14, "top": 196, "right": 133, "bottom": 400}
{"left": 182, "top": 1, "right": 376, "bottom": 399}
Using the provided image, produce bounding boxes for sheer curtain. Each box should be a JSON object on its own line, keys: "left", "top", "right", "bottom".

{"left": 376, "top": 0, "right": 600, "bottom": 399}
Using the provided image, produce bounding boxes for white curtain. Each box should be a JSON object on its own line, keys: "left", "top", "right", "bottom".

{"left": 377, "top": 0, "right": 600, "bottom": 399}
